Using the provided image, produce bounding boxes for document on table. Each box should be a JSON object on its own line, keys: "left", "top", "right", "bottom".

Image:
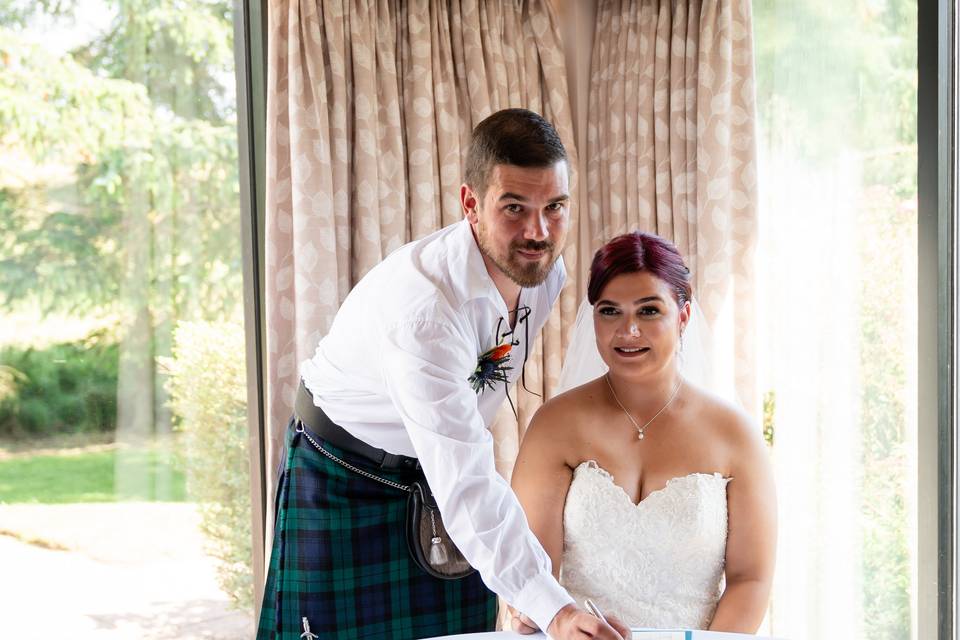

{"left": 421, "top": 631, "right": 782, "bottom": 640}
{"left": 631, "top": 631, "right": 782, "bottom": 640}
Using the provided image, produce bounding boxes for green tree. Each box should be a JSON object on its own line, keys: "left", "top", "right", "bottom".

{"left": 1, "top": 0, "right": 242, "bottom": 415}
{"left": 0, "top": 5, "right": 240, "bottom": 317}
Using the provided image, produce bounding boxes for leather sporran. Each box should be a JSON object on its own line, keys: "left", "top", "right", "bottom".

{"left": 294, "top": 423, "right": 475, "bottom": 581}
{"left": 406, "top": 480, "right": 475, "bottom": 580}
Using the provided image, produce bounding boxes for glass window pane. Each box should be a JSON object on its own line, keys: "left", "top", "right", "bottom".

{"left": 0, "top": 0, "right": 254, "bottom": 635}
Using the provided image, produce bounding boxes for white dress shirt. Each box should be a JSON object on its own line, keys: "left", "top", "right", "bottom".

{"left": 301, "top": 219, "right": 574, "bottom": 632}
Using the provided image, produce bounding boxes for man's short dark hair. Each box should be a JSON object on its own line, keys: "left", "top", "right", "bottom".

{"left": 464, "top": 108, "right": 567, "bottom": 198}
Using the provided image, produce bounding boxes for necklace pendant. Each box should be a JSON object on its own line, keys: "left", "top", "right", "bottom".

{"left": 638, "top": 431, "right": 645, "bottom": 440}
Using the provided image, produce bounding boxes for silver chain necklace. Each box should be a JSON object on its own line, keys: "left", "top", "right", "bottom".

{"left": 604, "top": 373, "right": 683, "bottom": 440}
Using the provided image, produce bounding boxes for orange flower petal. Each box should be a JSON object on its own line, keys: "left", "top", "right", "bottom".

{"left": 491, "top": 344, "right": 512, "bottom": 360}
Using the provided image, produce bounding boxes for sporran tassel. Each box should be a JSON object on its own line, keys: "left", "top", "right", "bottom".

{"left": 428, "top": 510, "right": 448, "bottom": 565}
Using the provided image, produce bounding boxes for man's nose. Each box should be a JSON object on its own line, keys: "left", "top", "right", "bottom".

{"left": 524, "top": 212, "right": 548, "bottom": 240}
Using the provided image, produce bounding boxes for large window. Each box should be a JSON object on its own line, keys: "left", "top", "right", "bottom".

{"left": 1, "top": 1, "right": 944, "bottom": 638}
{"left": 0, "top": 1, "right": 254, "bottom": 635}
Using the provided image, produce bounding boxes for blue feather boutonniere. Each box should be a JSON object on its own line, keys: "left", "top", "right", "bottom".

{"left": 468, "top": 343, "right": 512, "bottom": 393}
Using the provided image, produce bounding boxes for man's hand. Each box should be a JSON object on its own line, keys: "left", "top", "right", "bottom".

{"left": 508, "top": 606, "right": 540, "bottom": 634}
{"left": 545, "top": 603, "right": 630, "bottom": 639}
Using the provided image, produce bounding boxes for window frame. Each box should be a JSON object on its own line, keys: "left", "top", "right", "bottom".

{"left": 918, "top": 0, "right": 956, "bottom": 638}
{"left": 234, "top": 0, "right": 268, "bottom": 621}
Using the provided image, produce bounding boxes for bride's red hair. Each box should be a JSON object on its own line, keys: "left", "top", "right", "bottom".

{"left": 587, "top": 232, "right": 693, "bottom": 306}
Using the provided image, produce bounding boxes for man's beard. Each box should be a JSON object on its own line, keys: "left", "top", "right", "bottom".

{"left": 477, "top": 233, "right": 557, "bottom": 287}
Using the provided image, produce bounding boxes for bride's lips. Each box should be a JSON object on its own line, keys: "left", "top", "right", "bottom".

{"left": 613, "top": 346, "right": 650, "bottom": 358}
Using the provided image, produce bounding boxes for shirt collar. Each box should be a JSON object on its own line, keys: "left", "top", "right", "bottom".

{"left": 451, "top": 218, "right": 512, "bottom": 317}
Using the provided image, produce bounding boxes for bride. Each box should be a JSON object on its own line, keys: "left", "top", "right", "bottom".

{"left": 510, "top": 231, "right": 776, "bottom": 633}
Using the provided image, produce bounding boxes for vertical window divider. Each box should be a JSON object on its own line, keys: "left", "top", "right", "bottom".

{"left": 234, "top": 0, "right": 269, "bottom": 621}
{"left": 918, "top": 0, "right": 956, "bottom": 638}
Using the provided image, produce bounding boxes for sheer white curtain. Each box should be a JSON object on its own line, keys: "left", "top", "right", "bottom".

{"left": 754, "top": 1, "right": 918, "bottom": 636}
{"left": 756, "top": 153, "right": 864, "bottom": 637}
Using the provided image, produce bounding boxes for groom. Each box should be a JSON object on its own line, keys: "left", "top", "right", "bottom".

{"left": 257, "top": 108, "right": 628, "bottom": 640}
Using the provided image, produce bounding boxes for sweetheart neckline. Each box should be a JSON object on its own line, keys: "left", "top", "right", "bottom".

{"left": 573, "top": 460, "right": 729, "bottom": 509}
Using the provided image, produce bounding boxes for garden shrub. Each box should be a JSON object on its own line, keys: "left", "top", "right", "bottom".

{"left": 162, "top": 319, "right": 251, "bottom": 610}
{"left": 0, "top": 329, "right": 119, "bottom": 438}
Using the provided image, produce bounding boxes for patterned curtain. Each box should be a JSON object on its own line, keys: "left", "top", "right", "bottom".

{"left": 583, "top": 0, "right": 759, "bottom": 411}
{"left": 263, "top": 0, "right": 579, "bottom": 521}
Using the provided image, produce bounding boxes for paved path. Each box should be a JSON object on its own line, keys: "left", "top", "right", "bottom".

{"left": 0, "top": 503, "right": 254, "bottom": 639}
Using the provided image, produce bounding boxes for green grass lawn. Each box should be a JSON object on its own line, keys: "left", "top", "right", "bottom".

{"left": 0, "top": 445, "right": 186, "bottom": 503}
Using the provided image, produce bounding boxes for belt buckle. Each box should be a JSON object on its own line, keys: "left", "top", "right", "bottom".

{"left": 381, "top": 452, "right": 418, "bottom": 472}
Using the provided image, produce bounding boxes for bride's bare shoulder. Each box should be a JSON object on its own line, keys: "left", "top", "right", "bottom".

{"left": 525, "top": 377, "right": 607, "bottom": 441}
{"left": 685, "top": 383, "right": 765, "bottom": 452}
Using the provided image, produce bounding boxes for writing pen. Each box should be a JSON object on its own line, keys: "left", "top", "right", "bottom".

{"left": 584, "top": 598, "right": 609, "bottom": 625}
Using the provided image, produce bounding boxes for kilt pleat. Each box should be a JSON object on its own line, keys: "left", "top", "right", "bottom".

{"left": 257, "top": 419, "right": 497, "bottom": 639}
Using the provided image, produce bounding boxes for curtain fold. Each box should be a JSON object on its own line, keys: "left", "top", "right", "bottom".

{"left": 264, "top": 0, "right": 578, "bottom": 527}
{"left": 584, "top": 0, "right": 758, "bottom": 411}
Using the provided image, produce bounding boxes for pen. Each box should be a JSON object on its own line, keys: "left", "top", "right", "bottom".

{"left": 584, "top": 598, "right": 609, "bottom": 625}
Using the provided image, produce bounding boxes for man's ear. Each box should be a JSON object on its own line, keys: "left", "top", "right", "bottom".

{"left": 461, "top": 184, "right": 480, "bottom": 224}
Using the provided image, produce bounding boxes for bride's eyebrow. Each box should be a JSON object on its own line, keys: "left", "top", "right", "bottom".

{"left": 595, "top": 296, "right": 662, "bottom": 307}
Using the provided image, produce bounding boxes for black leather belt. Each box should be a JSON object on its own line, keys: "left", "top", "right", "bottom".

{"left": 294, "top": 380, "right": 421, "bottom": 473}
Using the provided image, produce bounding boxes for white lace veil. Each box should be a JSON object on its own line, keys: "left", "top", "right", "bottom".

{"left": 556, "top": 296, "right": 715, "bottom": 395}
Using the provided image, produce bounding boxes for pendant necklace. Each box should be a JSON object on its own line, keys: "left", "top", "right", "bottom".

{"left": 604, "top": 373, "right": 683, "bottom": 440}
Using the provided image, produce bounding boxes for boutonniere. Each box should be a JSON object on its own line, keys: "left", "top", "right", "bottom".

{"left": 468, "top": 343, "right": 513, "bottom": 393}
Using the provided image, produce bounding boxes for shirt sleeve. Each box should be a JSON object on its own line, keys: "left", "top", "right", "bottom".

{"left": 380, "top": 317, "right": 574, "bottom": 632}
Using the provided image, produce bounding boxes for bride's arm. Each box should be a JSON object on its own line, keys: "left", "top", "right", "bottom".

{"left": 708, "top": 410, "right": 778, "bottom": 633}
{"left": 511, "top": 400, "right": 577, "bottom": 581}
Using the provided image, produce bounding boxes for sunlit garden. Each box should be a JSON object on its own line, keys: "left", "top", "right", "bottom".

{"left": 0, "top": 0, "right": 252, "bottom": 636}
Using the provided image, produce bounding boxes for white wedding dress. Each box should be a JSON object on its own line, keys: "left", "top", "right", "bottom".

{"left": 559, "top": 460, "right": 730, "bottom": 630}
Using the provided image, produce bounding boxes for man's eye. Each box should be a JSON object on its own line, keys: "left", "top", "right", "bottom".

{"left": 546, "top": 202, "right": 564, "bottom": 211}
{"left": 504, "top": 204, "right": 523, "bottom": 214}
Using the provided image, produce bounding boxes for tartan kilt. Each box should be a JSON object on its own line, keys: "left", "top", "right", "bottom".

{"left": 257, "top": 418, "right": 497, "bottom": 640}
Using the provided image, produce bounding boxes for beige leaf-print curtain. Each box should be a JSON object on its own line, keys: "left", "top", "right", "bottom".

{"left": 583, "top": 0, "right": 758, "bottom": 411}
{"left": 264, "top": 0, "right": 579, "bottom": 508}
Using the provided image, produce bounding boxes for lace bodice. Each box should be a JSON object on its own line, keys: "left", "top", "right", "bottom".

{"left": 560, "top": 461, "right": 730, "bottom": 630}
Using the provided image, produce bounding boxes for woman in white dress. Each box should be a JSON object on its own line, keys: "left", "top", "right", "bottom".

{"left": 510, "top": 232, "right": 776, "bottom": 633}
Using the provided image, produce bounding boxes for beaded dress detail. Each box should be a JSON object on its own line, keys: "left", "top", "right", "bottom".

{"left": 560, "top": 461, "right": 730, "bottom": 629}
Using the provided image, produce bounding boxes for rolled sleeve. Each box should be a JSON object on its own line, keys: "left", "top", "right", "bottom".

{"left": 380, "top": 318, "right": 573, "bottom": 629}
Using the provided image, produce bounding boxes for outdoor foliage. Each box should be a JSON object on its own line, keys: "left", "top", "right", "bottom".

{"left": 162, "top": 320, "right": 251, "bottom": 609}
{"left": 0, "top": 329, "right": 119, "bottom": 438}
{"left": 0, "top": 24, "right": 241, "bottom": 316}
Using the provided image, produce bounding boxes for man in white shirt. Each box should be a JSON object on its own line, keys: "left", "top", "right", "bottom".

{"left": 257, "top": 109, "right": 628, "bottom": 640}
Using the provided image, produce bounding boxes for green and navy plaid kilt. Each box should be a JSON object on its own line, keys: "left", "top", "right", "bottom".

{"left": 257, "top": 418, "right": 497, "bottom": 639}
